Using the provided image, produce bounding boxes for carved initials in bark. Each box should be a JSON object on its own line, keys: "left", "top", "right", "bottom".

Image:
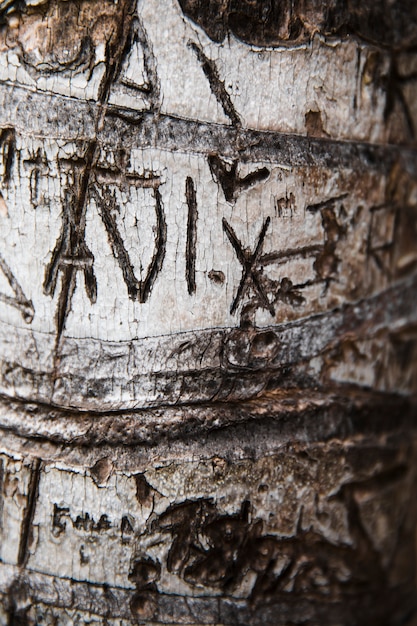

{"left": 0, "top": 254, "right": 34, "bottom": 323}
{"left": 306, "top": 194, "right": 347, "bottom": 287}
{"left": 92, "top": 183, "right": 167, "bottom": 303}
{"left": 149, "top": 463, "right": 408, "bottom": 608}
{"left": 0, "top": 128, "right": 34, "bottom": 322}
{"left": 208, "top": 155, "right": 270, "bottom": 202}
{"left": 43, "top": 165, "right": 98, "bottom": 339}
{"left": 0, "top": 127, "right": 14, "bottom": 217}
{"left": 41, "top": 0, "right": 137, "bottom": 342}
{"left": 223, "top": 216, "right": 274, "bottom": 315}
{"left": 117, "top": 14, "right": 161, "bottom": 111}
{"left": 188, "top": 41, "right": 241, "bottom": 127}
{"left": 24, "top": 148, "right": 49, "bottom": 210}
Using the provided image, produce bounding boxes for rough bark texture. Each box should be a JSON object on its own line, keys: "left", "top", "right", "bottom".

{"left": 0, "top": 0, "right": 416, "bottom": 624}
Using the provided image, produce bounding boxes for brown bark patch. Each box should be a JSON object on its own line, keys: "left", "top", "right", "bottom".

{"left": 0, "top": 0, "right": 122, "bottom": 74}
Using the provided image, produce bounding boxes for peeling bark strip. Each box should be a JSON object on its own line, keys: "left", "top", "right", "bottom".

{"left": 0, "top": 0, "right": 416, "bottom": 624}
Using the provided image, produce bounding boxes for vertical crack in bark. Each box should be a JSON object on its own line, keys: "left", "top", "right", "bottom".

{"left": 17, "top": 458, "right": 41, "bottom": 568}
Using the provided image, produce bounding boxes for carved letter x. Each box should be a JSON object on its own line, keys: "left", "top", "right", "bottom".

{"left": 222, "top": 217, "right": 275, "bottom": 316}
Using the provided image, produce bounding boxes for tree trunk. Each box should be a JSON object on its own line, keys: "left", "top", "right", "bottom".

{"left": 0, "top": 1, "right": 417, "bottom": 624}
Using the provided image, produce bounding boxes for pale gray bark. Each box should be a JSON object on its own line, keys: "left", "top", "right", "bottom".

{"left": 0, "top": 1, "right": 416, "bottom": 624}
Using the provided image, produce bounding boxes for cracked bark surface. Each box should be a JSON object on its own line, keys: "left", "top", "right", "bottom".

{"left": 0, "top": 1, "right": 416, "bottom": 624}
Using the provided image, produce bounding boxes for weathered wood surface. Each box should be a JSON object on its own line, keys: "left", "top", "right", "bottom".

{"left": 0, "top": 0, "right": 416, "bottom": 624}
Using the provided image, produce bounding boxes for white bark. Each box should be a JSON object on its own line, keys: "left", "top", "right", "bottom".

{"left": 0, "top": 0, "right": 416, "bottom": 624}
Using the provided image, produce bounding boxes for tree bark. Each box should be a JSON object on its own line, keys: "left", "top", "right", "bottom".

{"left": 0, "top": 1, "right": 416, "bottom": 624}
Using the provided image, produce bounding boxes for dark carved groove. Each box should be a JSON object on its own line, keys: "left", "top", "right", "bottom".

{"left": 91, "top": 184, "right": 166, "bottom": 303}
{"left": 222, "top": 216, "right": 274, "bottom": 315}
{"left": 0, "top": 127, "right": 15, "bottom": 185}
{"left": 185, "top": 176, "right": 198, "bottom": 295}
{"left": 139, "top": 187, "right": 167, "bottom": 303}
{"left": 42, "top": 0, "right": 137, "bottom": 345}
{"left": 119, "top": 14, "right": 161, "bottom": 111}
{"left": 208, "top": 155, "right": 270, "bottom": 203}
{"left": 188, "top": 41, "right": 241, "bottom": 127}
{"left": 0, "top": 254, "right": 34, "bottom": 323}
{"left": 17, "top": 459, "right": 41, "bottom": 567}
